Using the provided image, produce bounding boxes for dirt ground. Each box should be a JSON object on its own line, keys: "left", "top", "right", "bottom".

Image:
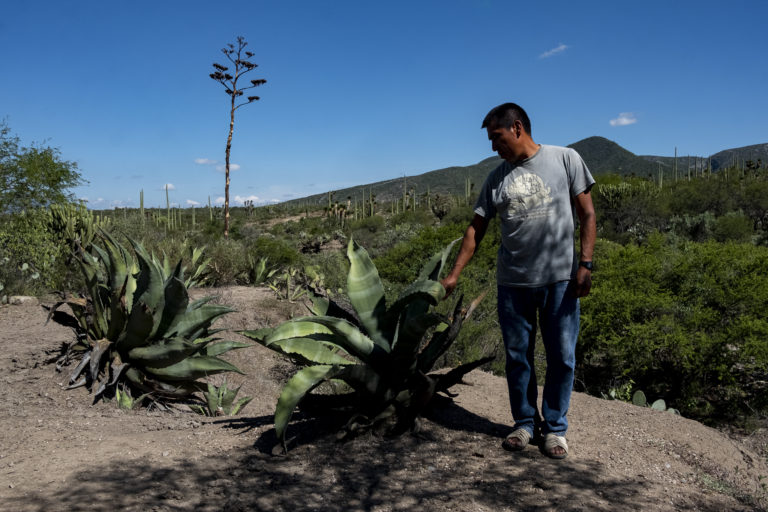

{"left": 1, "top": 286, "right": 766, "bottom": 512}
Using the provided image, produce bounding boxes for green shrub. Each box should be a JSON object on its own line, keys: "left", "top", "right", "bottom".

{"left": 205, "top": 238, "right": 251, "bottom": 285}
{"left": 442, "top": 205, "right": 475, "bottom": 226}
{"left": 0, "top": 209, "right": 72, "bottom": 294}
{"left": 579, "top": 235, "right": 768, "bottom": 422}
{"left": 713, "top": 211, "right": 753, "bottom": 243}
{"left": 251, "top": 235, "right": 302, "bottom": 269}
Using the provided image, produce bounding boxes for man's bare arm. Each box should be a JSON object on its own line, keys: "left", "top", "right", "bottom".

{"left": 441, "top": 213, "right": 489, "bottom": 297}
{"left": 573, "top": 190, "right": 596, "bottom": 297}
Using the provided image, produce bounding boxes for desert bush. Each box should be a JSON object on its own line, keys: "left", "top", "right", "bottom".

{"left": 578, "top": 234, "right": 768, "bottom": 422}
{"left": 442, "top": 204, "right": 475, "bottom": 226}
{"left": 669, "top": 212, "right": 716, "bottom": 242}
{"left": 713, "top": 211, "right": 753, "bottom": 243}
{"left": 390, "top": 209, "right": 434, "bottom": 228}
{"left": 667, "top": 177, "right": 735, "bottom": 218}
{"left": 0, "top": 209, "right": 73, "bottom": 294}
{"left": 251, "top": 235, "right": 302, "bottom": 269}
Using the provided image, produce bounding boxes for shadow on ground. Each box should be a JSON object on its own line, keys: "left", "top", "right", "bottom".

{"left": 8, "top": 399, "right": 740, "bottom": 512}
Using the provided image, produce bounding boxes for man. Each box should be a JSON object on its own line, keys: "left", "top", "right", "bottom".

{"left": 441, "top": 103, "right": 595, "bottom": 459}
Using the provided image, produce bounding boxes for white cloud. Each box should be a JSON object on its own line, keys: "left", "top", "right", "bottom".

{"left": 195, "top": 158, "right": 218, "bottom": 165}
{"left": 186, "top": 199, "right": 200, "bottom": 206}
{"left": 216, "top": 163, "right": 241, "bottom": 172}
{"left": 609, "top": 112, "right": 637, "bottom": 127}
{"left": 539, "top": 43, "right": 568, "bottom": 59}
{"left": 161, "top": 183, "right": 176, "bottom": 191}
{"left": 214, "top": 196, "right": 225, "bottom": 205}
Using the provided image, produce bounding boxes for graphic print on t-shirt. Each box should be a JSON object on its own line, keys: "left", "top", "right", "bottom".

{"left": 501, "top": 172, "right": 553, "bottom": 220}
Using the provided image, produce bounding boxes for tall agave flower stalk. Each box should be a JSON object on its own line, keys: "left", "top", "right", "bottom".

{"left": 243, "top": 239, "right": 491, "bottom": 451}
{"left": 50, "top": 233, "right": 248, "bottom": 403}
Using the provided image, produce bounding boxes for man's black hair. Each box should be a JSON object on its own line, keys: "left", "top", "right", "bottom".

{"left": 481, "top": 103, "right": 532, "bottom": 135}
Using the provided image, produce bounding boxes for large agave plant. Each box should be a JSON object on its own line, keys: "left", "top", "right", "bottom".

{"left": 243, "top": 239, "right": 491, "bottom": 451}
{"left": 51, "top": 232, "right": 248, "bottom": 402}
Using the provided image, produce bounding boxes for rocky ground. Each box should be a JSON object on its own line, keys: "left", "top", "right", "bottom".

{"left": 1, "top": 286, "right": 766, "bottom": 511}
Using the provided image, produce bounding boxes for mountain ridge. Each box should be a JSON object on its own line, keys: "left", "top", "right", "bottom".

{"left": 283, "top": 137, "right": 768, "bottom": 206}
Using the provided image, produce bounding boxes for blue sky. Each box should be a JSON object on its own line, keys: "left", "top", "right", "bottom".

{"left": 2, "top": 1, "right": 767, "bottom": 208}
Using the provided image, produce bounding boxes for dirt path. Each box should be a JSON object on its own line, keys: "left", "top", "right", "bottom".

{"left": 1, "top": 287, "right": 766, "bottom": 511}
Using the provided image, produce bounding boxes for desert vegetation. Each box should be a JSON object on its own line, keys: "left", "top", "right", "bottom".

{"left": 2, "top": 118, "right": 768, "bottom": 437}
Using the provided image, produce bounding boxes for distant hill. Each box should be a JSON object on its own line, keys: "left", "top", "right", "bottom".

{"left": 568, "top": 136, "right": 662, "bottom": 177}
{"left": 708, "top": 142, "right": 768, "bottom": 170}
{"left": 282, "top": 138, "right": 768, "bottom": 206}
{"left": 288, "top": 156, "right": 502, "bottom": 207}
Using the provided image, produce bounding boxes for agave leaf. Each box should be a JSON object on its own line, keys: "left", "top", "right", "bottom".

{"left": 346, "top": 240, "right": 388, "bottom": 347}
{"left": 231, "top": 396, "right": 253, "bottom": 415}
{"left": 124, "top": 367, "right": 204, "bottom": 397}
{"left": 260, "top": 336, "right": 354, "bottom": 366}
{"left": 189, "top": 404, "right": 209, "bottom": 416}
{"left": 391, "top": 312, "right": 444, "bottom": 356}
{"left": 291, "top": 316, "right": 385, "bottom": 362}
{"left": 105, "top": 275, "right": 129, "bottom": 341}
{"left": 116, "top": 303, "right": 155, "bottom": 351}
{"left": 100, "top": 232, "right": 131, "bottom": 295}
{"left": 309, "top": 293, "right": 362, "bottom": 327}
{"left": 155, "top": 277, "right": 189, "bottom": 338}
{"left": 127, "top": 338, "right": 204, "bottom": 367}
{"left": 385, "top": 279, "right": 445, "bottom": 326}
{"left": 189, "top": 296, "right": 216, "bottom": 309}
{"left": 432, "top": 356, "right": 494, "bottom": 394}
{"left": 88, "top": 338, "right": 112, "bottom": 383}
{"left": 75, "top": 250, "right": 100, "bottom": 289}
{"left": 144, "top": 356, "right": 244, "bottom": 381}
{"left": 170, "top": 258, "right": 184, "bottom": 283}
{"left": 129, "top": 238, "right": 165, "bottom": 312}
{"left": 274, "top": 365, "right": 343, "bottom": 448}
{"left": 260, "top": 320, "right": 332, "bottom": 343}
{"left": 239, "top": 326, "right": 274, "bottom": 342}
{"left": 417, "top": 237, "right": 461, "bottom": 282}
{"left": 205, "top": 382, "right": 220, "bottom": 415}
{"left": 166, "top": 304, "right": 233, "bottom": 339}
{"left": 417, "top": 296, "right": 465, "bottom": 372}
{"left": 335, "top": 363, "right": 390, "bottom": 399}
{"left": 197, "top": 340, "right": 251, "bottom": 357}
{"left": 68, "top": 352, "right": 91, "bottom": 385}
{"left": 219, "top": 383, "right": 239, "bottom": 411}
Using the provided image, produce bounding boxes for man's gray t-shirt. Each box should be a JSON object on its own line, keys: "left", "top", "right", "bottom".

{"left": 474, "top": 144, "right": 595, "bottom": 287}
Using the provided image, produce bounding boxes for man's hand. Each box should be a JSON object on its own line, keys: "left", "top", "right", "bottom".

{"left": 440, "top": 275, "right": 458, "bottom": 298}
{"left": 440, "top": 214, "right": 489, "bottom": 300}
{"left": 572, "top": 267, "right": 592, "bottom": 297}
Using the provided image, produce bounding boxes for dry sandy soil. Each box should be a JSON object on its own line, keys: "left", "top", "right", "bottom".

{"left": 1, "top": 286, "right": 766, "bottom": 512}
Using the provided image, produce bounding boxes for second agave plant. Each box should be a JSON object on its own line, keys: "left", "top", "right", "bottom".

{"left": 243, "top": 239, "right": 491, "bottom": 451}
{"left": 51, "top": 232, "right": 249, "bottom": 404}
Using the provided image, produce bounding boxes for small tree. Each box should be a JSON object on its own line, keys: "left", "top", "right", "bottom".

{"left": 0, "top": 121, "right": 84, "bottom": 213}
{"left": 209, "top": 36, "right": 266, "bottom": 238}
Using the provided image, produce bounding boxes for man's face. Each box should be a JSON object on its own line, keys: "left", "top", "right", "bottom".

{"left": 487, "top": 121, "right": 523, "bottom": 163}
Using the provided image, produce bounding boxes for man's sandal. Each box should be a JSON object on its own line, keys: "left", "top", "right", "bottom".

{"left": 502, "top": 428, "right": 531, "bottom": 452}
{"left": 543, "top": 433, "right": 568, "bottom": 459}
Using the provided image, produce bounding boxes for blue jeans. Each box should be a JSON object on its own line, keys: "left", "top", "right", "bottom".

{"left": 497, "top": 281, "right": 579, "bottom": 437}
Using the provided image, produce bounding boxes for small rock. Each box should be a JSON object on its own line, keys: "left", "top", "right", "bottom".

{"left": 9, "top": 296, "right": 38, "bottom": 306}
{"left": 162, "top": 451, "right": 170, "bottom": 457}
